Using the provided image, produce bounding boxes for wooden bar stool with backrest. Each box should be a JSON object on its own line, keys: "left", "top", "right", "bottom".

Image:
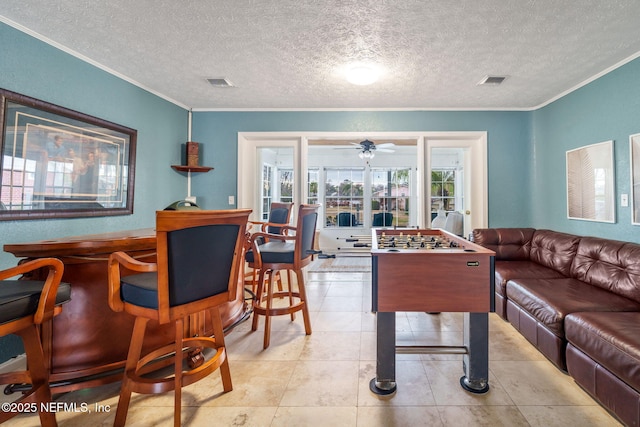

{"left": 246, "top": 204, "right": 319, "bottom": 348}
{"left": 0, "top": 258, "right": 69, "bottom": 427}
{"left": 244, "top": 201, "right": 293, "bottom": 294}
{"left": 107, "top": 209, "right": 251, "bottom": 427}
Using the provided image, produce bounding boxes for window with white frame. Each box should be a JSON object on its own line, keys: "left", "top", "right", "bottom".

{"left": 261, "top": 164, "right": 273, "bottom": 220}
{"left": 278, "top": 168, "right": 293, "bottom": 204}
{"left": 371, "top": 168, "right": 411, "bottom": 227}
{"left": 324, "top": 168, "right": 364, "bottom": 227}
{"left": 431, "top": 169, "right": 456, "bottom": 213}
{"left": 307, "top": 168, "right": 319, "bottom": 205}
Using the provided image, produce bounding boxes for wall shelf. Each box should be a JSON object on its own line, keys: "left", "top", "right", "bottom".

{"left": 171, "top": 165, "right": 213, "bottom": 202}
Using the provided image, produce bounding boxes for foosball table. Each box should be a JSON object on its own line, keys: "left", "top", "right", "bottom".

{"left": 370, "top": 228, "right": 495, "bottom": 395}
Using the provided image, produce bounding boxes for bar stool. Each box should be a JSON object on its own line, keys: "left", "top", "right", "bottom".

{"left": 0, "top": 258, "right": 69, "bottom": 427}
{"left": 246, "top": 204, "right": 319, "bottom": 348}
{"left": 107, "top": 209, "right": 250, "bottom": 427}
{"left": 244, "top": 201, "right": 293, "bottom": 294}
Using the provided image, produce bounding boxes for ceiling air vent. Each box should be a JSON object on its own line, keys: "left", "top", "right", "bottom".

{"left": 477, "top": 75, "right": 507, "bottom": 86}
{"left": 207, "top": 78, "right": 234, "bottom": 88}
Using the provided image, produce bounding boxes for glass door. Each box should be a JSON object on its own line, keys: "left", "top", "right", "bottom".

{"left": 256, "top": 146, "right": 295, "bottom": 221}
{"left": 425, "top": 136, "right": 488, "bottom": 237}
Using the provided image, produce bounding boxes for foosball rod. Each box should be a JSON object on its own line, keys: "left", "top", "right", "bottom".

{"left": 337, "top": 235, "right": 372, "bottom": 242}
{"left": 336, "top": 246, "right": 370, "bottom": 251}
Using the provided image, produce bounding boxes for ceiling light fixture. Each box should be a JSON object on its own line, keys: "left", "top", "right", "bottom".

{"left": 358, "top": 150, "right": 375, "bottom": 160}
{"left": 346, "top": 66, "right": 379, "bottom": 86}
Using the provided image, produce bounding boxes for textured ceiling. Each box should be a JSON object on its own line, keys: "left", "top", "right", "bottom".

{"left": 2, "top": 1, "right": 640, "bottom": 110}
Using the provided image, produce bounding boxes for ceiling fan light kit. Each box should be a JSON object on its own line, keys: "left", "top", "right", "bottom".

{"left": 330, "top": 139, "right": 396, "bottom": 162}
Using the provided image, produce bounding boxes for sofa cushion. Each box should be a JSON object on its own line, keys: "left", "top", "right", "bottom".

{"left": 471, "top": 228, "right": 535, "bottom": 261}
{"left": 494, "top": 260, "right": 564, "bottom": 298}
{"left": 570, "top": 236, "right": 640, "bottom": 304}
{"left": 506, "top": 277, "right": 640, "bottom": 337}
{"left": 566, "top": 311, "right": 640, "bottom": 392}
{"left": 529, "top": 230, "right": 580, "bottom": 276}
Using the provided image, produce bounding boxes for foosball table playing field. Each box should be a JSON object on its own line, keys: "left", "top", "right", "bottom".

{"left": 369, "top": 228, "right": 496, "bottom": 395}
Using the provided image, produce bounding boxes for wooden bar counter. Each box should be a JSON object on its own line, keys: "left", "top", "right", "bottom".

{"left": 4, "top": 228, "right": 249, "bottom": 392}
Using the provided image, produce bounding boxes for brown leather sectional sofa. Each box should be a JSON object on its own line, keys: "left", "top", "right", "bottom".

{"left": 472, "top": 228, "right": 640, "bottom": 426}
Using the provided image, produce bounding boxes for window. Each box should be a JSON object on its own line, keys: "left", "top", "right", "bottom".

{"left": 47, "top": 159, "right": 74, "bottom": 197}
{"left": 279, "top": 168, "right": 293, "bottom": 204}
{"left": 307, "top": 168, "right": 319, "bottom": 204}
{"left": 261, "top": 164, "right": 272, "bottom": 220}
{"left": 431, "top": 169, "right": 456, "bottom": 213}
{"left": 371, "top": 168, "right": 411, "bottom": 227}
{"left": 324, "top": 168, "right": 364, "bottom": 227}
{"left": 1, "top": 155, "right": 75, "bottom": 210}
{"left": 261, "top": 165, "right": 295, "bottom": 219}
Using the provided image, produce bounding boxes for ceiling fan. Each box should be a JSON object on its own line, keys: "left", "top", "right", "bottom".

{"left": 339, "top": 139, "right": 396, "bottom": 159}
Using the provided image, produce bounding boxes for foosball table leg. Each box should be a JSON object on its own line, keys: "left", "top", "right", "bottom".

{"left": 460, "top": 312, "right": 490, "bottom": 394}
{"left": 370, "top": 311, "right": 397, "bottom": 395}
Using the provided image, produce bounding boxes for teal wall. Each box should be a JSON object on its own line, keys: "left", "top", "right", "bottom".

{"left": 0, "top": 23, "right": 188, "bottom": 362}
{"left": 191, "top": 110, "right": 534, "bottom": 228}
{"left": 531, "top": 57, "right": 640, "bottom": 243}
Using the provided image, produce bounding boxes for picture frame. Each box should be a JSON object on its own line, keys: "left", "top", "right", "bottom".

{"left": 566, "top": 140, "right": 615, "bottom": 223}
{"left": 631, "top": 133, "right": 640, "bottom": 225}
{"left": 0, "top": 88, "right": 136, "bottom": 220}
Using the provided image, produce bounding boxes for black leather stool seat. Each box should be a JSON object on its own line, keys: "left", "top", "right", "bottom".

{"left": 120, "top": 272, "right": 159, "bottom": 309}
{"left": 0, "top": 280, "right": 71, "bottom": 324}
{"left": 245, "top": 241, "right": 295, "bottom": 264}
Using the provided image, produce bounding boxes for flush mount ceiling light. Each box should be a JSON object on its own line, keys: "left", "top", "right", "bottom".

{"left": 206, "top": 77, "right": 235, "bottom": 88}
{"left": 346, "top": 65, "right": 379, "bottom": 86}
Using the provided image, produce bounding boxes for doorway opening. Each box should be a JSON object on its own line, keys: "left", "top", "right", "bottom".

{"left": 238, "top": 132, "right": 487, "bottom": 253}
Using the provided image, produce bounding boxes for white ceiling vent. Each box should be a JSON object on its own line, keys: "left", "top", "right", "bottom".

{"left": 207, "top": 78, "right": 235, "bottom": 88}
{"left": 477, "top": 75, "right": 508, "bottom": 86}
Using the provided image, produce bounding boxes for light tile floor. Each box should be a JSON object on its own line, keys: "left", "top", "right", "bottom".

{"left": 3, "top": 271, "right": 622, "bottom": 426}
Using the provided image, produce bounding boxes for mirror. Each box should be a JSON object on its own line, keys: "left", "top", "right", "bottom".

{"left": 566, "top": 140, "right": 615, "bottom": 223}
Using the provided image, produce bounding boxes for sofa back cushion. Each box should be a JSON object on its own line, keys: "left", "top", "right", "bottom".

{"left": 571, "top": 236, "right": 640, "bottom": 303}
{"left": 471, "top": 228, "right": 535, "bottom": 260}
{"left": 529, "top": 230, "right": 580, "bottom": 276}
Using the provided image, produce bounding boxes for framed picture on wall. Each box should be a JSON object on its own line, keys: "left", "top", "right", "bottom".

{"left": 566, "top": 140, "right": 615, "bottom": 223}
{"left": 631, "top": 133, "right": 640, "bottom": 225}
{"left": 0, "top": 88, "right": 137, "bottom": 220}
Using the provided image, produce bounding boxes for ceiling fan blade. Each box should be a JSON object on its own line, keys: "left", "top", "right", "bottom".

{"left": 376, "top": 142, "right": 396, "bottom": 149}
{"left": 377, "top": 148, "right": 395, "bottom": 153}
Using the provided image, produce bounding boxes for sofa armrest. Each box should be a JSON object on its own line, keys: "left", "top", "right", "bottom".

{"left": 472, "top": 228, "right": 536, "bottom": 261}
